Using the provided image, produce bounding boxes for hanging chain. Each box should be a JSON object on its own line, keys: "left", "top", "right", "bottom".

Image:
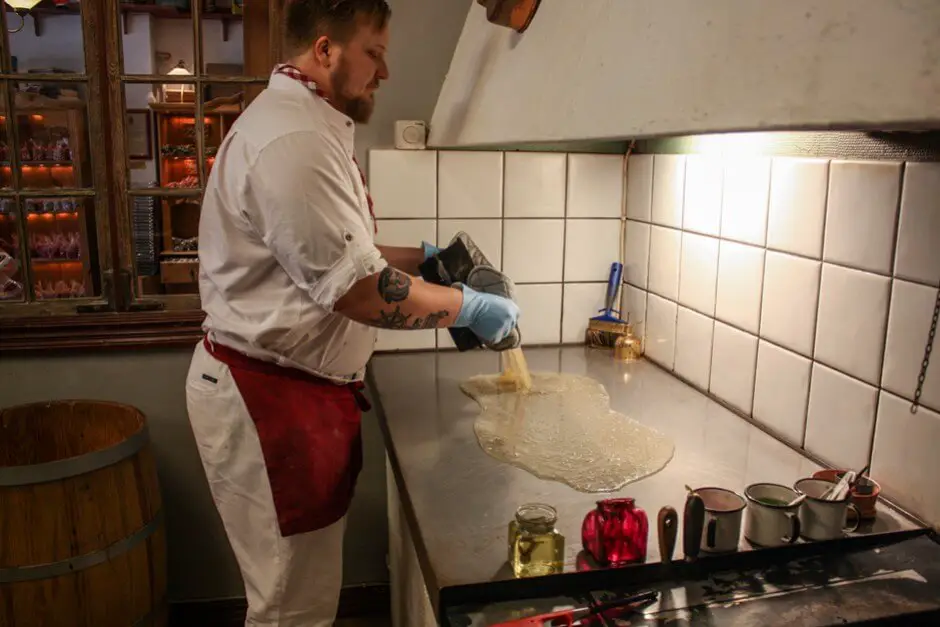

{"left": 911, "top": 282, "right": 940, "bottom": 414}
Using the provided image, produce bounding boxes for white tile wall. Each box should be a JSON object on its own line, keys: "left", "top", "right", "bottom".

{"left": 753, "top": 341, "right": 811, "bottom": 446}
{"left": 503, "top": 219, "right": 564, "bottom": 283}
{"left": 683, "top": 155, "right": 723, "bottom": 236}
{"left": 678, "top": 233, "right": 719, "bottom": 316}
{"left": 651, "top": 155, "right": 685, "bottom": 228}
{"left": 438, "top": 151, "right": 503, "bottom": 219}
{"left": 370, "top": 147, "right": 940, "bottom": 525}
{"left": 369, "top": 150, "right": 437, "bottom": 218}
{"left": 709, "top": 321, "right": 758, "bottom": 413}
{"left": 760, "top": 251, "right": 821, "bottom": 358}
{"left": 824, "top": 161, "right": 901, "bottom": 273}
{"left": 804, "top": 363, "right": 878, "bottom": 472}
{"left": 622, "top": 150, "right": 940, "bottom": 524}
{"left": 675, "top": 306, "right": 714, "bottom": 390}
{"left": 814, "top": 264, "right": 890, "bottom": 385}
{"left": 767, "top": 158, "right": 829, "bottom": 258}
{"left": 562, "top": 283, "right": 609, "bottom": 344}
{"left": 564, "top": 219, "right": 621, "bottom": 282}
{"left": 504, "top": 152, "right": 567, "bottom": 218}
{"left": 567, "top": 154, "right": 624, "bottom": 218}
{"left": 648, "top": 226, "right": 681, "bottom": 300}
{"left": 895, "top": 163, "right": 940, "bottom": 287}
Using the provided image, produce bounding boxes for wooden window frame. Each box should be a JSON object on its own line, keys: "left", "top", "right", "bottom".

{"left": 0, "top": 0, "right": 285, "bottom": 353}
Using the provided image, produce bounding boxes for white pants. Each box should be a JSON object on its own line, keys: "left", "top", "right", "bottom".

{"left": 185, "top": 342, "right": 344, "bottom": 626}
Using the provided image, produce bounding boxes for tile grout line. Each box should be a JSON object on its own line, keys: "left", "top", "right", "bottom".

{"left": 869, "top": 162, "right": 908, "bottom": 466}
{"left": 749, "top": 157, "right": 775, "bottom": 420}
{"left": 801, "top": 160, "right": 833, "bottom": 450}
{"left": 671, "top": 157, "right": 687, "bottom": 370}
{"left": 559, "top": 154, "right": 570, "bottom": 344}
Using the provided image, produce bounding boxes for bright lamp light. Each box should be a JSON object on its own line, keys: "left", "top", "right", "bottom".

{"left": 5, "top": 1, "right": 43, "bottom": 9}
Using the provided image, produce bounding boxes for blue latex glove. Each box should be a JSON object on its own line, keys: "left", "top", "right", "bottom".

{"left": 453, "top": 284, "right": 520, "bottom": 345}
{"left": 421, "top": 241, "right": 442, "bottom": 261}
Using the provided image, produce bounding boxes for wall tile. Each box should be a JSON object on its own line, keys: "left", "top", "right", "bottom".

{"left": 564, "top": 219, "right": 621, "bottom": 282}
{"left": 375, "top": 328, "right": 437, "bottom": 352}
{"left": 504, "top": 153, "right": 567, "bottom": 218}
{"left": 645, "top": 293, "right": 678, "bottom": 369}
{"left": 648, "top": 226, "right": 681, "bottom": 301}
{"left": 375, "top": 219, "right": 437, "bottom": 248}
{"left": 824, "top": 160, "right": 902, "bottom": 274}
{"left": 760, "top": 251, "right": 821, "bottom": 358}
{"left": 715, "top": 240, "right": 765, "bottom": 335}
{"left": 562, "top": 283, "right": 608, "bottom": 344}
{"left": 515, "top": 284, "right": 563, "bottom": 345}
{"left": 502, "top": 219, "right": 564, "bottom": 283}
{"left": 621, "top": 284, "right": 648, "bottom": 341}
{"left": 567, "top": 154, "right": 623, "bottom": 218}
{"left": 675, "top": 306, "right": 715, "bottom": 390}
{"left": 682, "top": 155, "right": 723, "bottom": 236}
{"left": 721, "top": 156, "right": 771, "bottom": 246}
{"left": 709, "top": 321, "right": 759, "bottom": 413}
{"left": 805, "top": 363, "right": 877, "bottom": 471}
{"left": 624, "top": 220, "right": 650, "bottom": 289}
{"left": 437, "top": 151, "right": 503, "bottom": 218}
{"left": 895, "top": 162, "right": 940, "bottom": 287}
{"left": 625, "top": 154, "right": 654, "bottom": 222}
{"left": 871, "top": 392, "right": 940, "bottom": 524}
{"left": 651, "top": 155, "right": 685, "bottom": 228}
{"left": 814, "top": 264, "right": 891, "bottom": 386}
{"left": 678, "top": 232, "right": 719, "bottom": 316}
{"left": 882, "top": 280, "right": 940, "bottom": 410}
{"left": 766, "top": 158, "right": 829, "bottom": 259}
{"left": 438, "top": 219, "right": 502, "bottom": 269}
{"left": 368, "top": 149, "right": 437, "bottom": 218}
{"left": 752, "top": 341, "right": 811, "bottom": 446}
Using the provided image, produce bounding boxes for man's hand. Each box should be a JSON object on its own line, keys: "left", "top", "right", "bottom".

{"left": 452, "top": 284, "right": 520, "bottom": 345}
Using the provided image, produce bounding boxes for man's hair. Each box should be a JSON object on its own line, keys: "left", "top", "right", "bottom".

{"left": 285, "top": 0, "right": 391, "bottom": 54}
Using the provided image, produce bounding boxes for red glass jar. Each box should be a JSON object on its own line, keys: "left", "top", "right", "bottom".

{"left": 581, "top": 498, "right": 649, "bottom": 566}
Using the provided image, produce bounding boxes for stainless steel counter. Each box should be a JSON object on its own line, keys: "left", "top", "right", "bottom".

{"left": 369, "top": 347, "right": 924, "bottom": 614}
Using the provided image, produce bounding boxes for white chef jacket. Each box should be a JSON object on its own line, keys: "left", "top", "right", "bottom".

{"left": 198, "top": 72, "right": 387, "bottom": 383}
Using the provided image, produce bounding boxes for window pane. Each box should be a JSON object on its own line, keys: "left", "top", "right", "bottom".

{"left": 0, "top": 199, "right": 25, "bottom": 302}
{"left": 201, "top": 1, "right": 246, "bottom": 76}
{"left": 6, "top": 85, "right": 92, "bottom": 190}
{"left": 120, "top": 5, "right": 194, "bottom": 78}
{"left": 8, "top": 4, "right": 85, "bottom": 74}
{"left": 25, "top": 196, "right": 99, "bottom": 299}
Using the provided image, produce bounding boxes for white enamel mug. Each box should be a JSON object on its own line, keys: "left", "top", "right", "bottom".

{"left": 744, "top": 483, "right": 802, "bottom": 547}
{"left": 696, "top": 487, "right": 745, "bottom": 553}
{"left": 793, "top": 478, "right": 860, "bottom": 541}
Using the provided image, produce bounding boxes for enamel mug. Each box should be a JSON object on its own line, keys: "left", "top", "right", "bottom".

{"left": 793, "top": 478, "right": 861, "bottom": 541}
{"left": 743, "top": 483, "right": 801, "bottom": 547}
{"left": 695, "top": 487, "right": 745, "bottom": 553}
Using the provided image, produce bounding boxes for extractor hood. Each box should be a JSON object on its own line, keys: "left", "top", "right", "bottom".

{"left": 429, "top": 0, "right": 940, "bottom": 148}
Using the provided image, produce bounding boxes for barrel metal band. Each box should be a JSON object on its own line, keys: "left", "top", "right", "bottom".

{"left": 0, "top": 426, "right": 149, "bottom": 486}
{"left": 0, "top": 510, "right": 163, "bottom": 583}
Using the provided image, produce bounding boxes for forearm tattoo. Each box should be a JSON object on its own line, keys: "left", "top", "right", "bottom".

{"left": 370, "top": 306, "right": 449, "bottom": 330}
{"left": 377, "top": 267, "right": 412, "bottom": 303}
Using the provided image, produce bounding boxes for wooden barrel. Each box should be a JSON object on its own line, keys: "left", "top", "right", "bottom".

{"left": 0, "top": 400, "right": 167, "bottom": 627}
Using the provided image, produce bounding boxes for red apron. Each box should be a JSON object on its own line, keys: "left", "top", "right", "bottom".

{"left": 204, "top": 338, "right": 370, "bottom": 537}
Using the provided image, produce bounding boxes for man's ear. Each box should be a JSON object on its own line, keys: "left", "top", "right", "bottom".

{"left": 314, "top": 35, "right": 332, "bottom": 68}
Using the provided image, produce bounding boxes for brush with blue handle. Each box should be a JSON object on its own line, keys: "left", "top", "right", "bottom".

{"left": 585, "top": 262, "right": 631, "bottom": 348}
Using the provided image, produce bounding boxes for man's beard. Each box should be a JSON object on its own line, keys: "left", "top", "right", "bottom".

{"left": 330, "top": 61, "right": 376, "bottom": 124}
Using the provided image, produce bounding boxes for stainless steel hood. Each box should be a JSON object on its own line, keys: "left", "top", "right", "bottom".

{"left": 428, "top": 0, "right": 940, "bottom": 148}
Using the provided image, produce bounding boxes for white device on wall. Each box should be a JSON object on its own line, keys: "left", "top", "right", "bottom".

{"left": 394, "top": 121, "right": 428, "bottom": 150}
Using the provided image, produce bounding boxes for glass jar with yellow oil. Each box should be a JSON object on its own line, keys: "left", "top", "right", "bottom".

{"left": 508, "top": 503, "right": 565, "bottom": 578}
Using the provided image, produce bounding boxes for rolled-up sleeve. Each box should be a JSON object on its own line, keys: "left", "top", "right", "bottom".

{"left": 242, "top": 131, "right": 387, "bottom": 311}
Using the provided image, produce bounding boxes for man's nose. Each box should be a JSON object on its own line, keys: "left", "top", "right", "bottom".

{"left": 377, "top": 59, "right": 390, "bottom": 81}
